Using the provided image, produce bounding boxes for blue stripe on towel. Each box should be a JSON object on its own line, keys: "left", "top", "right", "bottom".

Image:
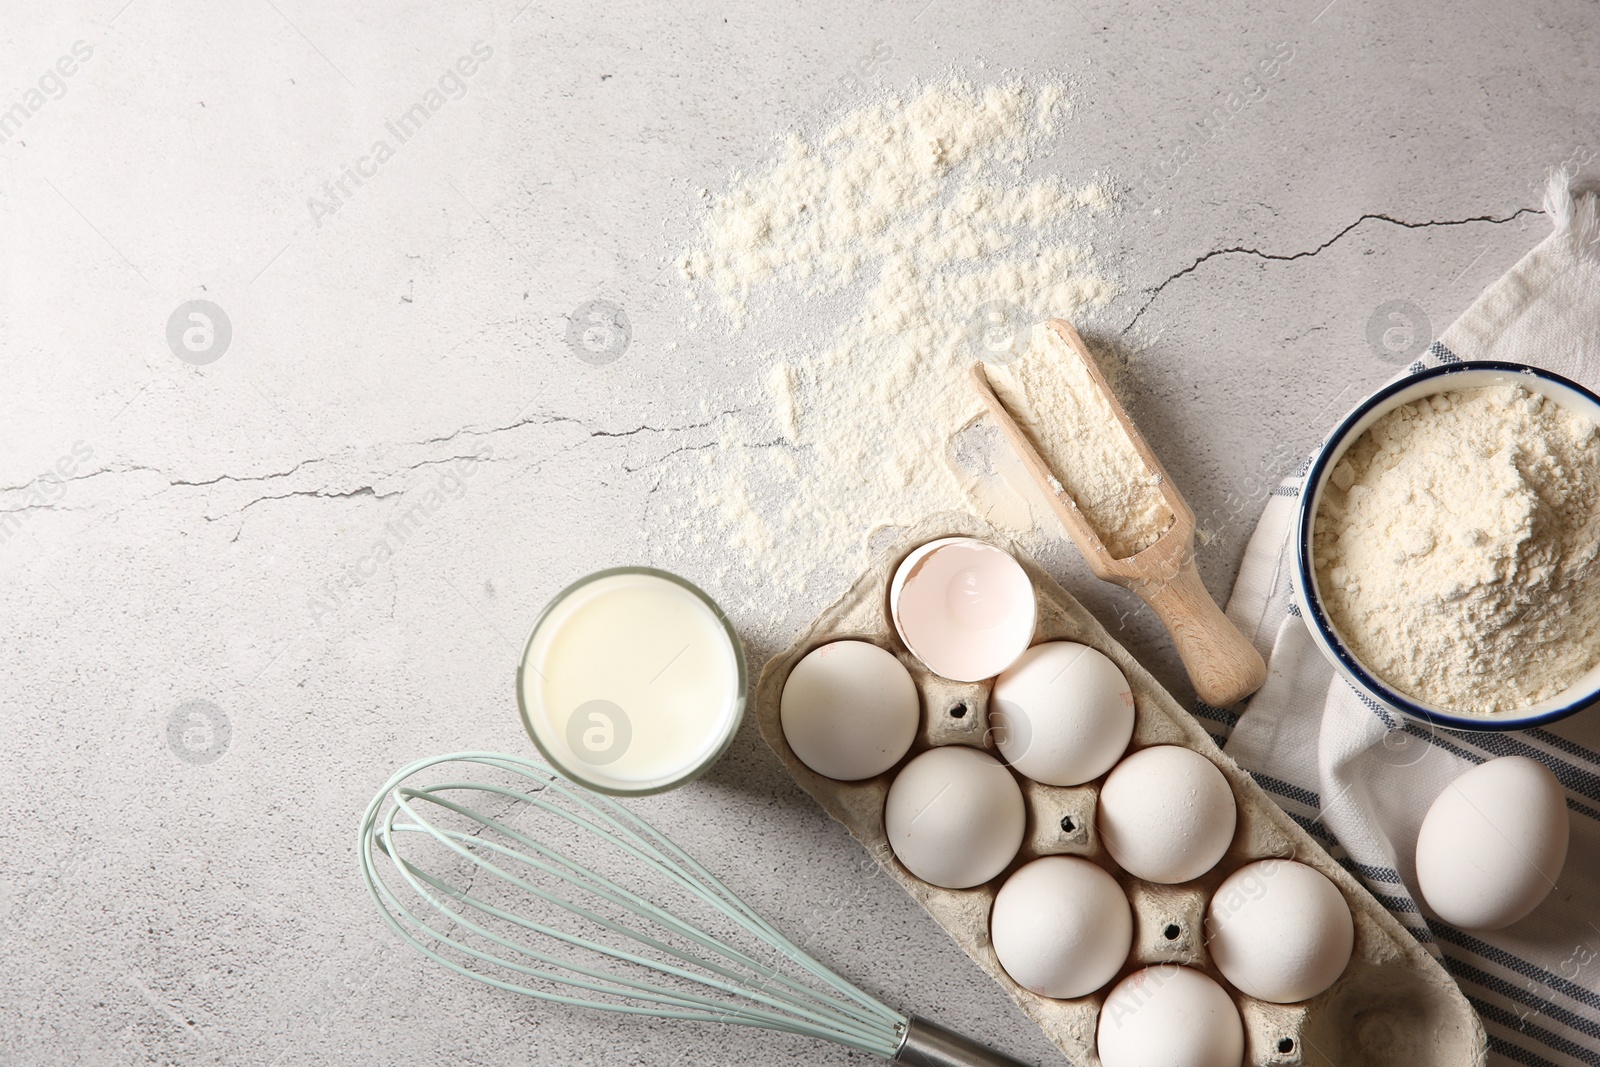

{"left": 1283, "top": 809, "right": 1341, "bottom": 848}
{"left": 1564, "top": 796, "right": 1600, "bottom": 823}
{"left": 1247, "top": 769, "right": 1322, "bottom": 810}
{"left": 1475, "top": 1000, "right": 1600, "bottom": 1067}
{"left": 1432, "top": 923, "right": 1600, "bottom": 1014}
{"left": 1487, "top": 1032, "right": 1579, "bottom": 1067}
{"left": 1401, "top": 721, "right": 1487, "bottom": 764}
{"left": 1352, "top": 689, "right": 1399, "bottom": 729}
{"left": 1448, "top": 958, "right": 1600, "bottom": 1045}
{"left": 1391, "top": 725, "right": 1600, "bottom": 822}
{"left": 1194, "top": 701, "right": 1240, "bottom": 727}
{"left": 1443, "top": 730, "right": 1600, "bottom": 804}
{"left": 1403, "top": 923, "right": 1437, "bottom": 945}
{"left": 1359, "top": 715, "right": 1600, "bottom": 825}
{"left": 1526, "top": 727, "right": 1600, "bottom": 769}
{"left": 1340, "top": 859, "right": 1405, "bottom": 884}
{"left": 1344, "top": 688, "right": 1600, "bottom": 817}
{"left": 1430, "top": 340, "right": 1462, "bottom": 364}
{"left": 1369, "top": 891, "right": 1420, "bottom": 913}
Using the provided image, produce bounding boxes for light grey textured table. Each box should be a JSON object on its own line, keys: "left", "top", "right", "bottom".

{"left": 3, "top": 2, "right": 1595, "bottom": 1064}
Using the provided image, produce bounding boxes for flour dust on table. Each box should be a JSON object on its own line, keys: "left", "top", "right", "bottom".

{"left": 670, "top": 78, "right": 1117, "bottom": 593}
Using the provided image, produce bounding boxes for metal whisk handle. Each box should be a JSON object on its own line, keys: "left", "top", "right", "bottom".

{"left": 893, "top": 1017, "right": 1037, "bottom": 1067}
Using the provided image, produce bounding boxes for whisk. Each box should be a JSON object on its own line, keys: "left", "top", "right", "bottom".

{"left": 359, "top": 752, "right": 1033, "bottom": 1067}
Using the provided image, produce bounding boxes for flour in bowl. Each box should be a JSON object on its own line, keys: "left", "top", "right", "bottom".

{"left": 1313, "top": 384, "right": 1600, "bottom": 714}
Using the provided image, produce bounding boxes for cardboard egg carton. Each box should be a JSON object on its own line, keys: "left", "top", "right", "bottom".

{"left": 754, "top": 514, "right": 1486, "bottom": 1066}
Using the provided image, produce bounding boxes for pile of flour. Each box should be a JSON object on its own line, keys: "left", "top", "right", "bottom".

{"left": 1314, "top": 384, "right": 1600, "bottom": 713}
{"left": 672, "top": 79, "right": 1115, "bottom": 590}
{"left": 987, "top": 324, "right": 1172, "bottom": 559}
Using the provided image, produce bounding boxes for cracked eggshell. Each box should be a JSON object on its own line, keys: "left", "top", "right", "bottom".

{"left": 884, "top": 745, "right": 1025, "bottom": 889}
{"left": 889, "top": 538, "right": 1036, "bottom": 682}
{"left": 780, "top": 641, "right": 919, "bottom": 781}
{"left": 991, "top": 641, "right": 1135, "bottom": 786}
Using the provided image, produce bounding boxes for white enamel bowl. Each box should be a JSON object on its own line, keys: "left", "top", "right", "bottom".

{"left": 1294, "top": 361, "right": 1600, "bottom": 732}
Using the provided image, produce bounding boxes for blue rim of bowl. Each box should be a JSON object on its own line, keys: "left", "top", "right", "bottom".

{"left": 514, "top": 566, "right": 747, "bottom": 796}
{"left": 1295, "top": 359, "right": 1600, "bottom": 732}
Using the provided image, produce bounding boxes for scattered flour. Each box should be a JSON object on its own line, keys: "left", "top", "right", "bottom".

{"left": 987, "top": 324, "right": 1172, "bottom": 559}
{"left": 1314, "top": 384, "right": 1600, "bottom": 714}
{"left": 673, "top": 79, "right": 1117, "bottom": 589}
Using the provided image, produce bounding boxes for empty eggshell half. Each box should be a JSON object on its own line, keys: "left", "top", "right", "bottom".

{"left": 1207, "top": 858, "right": 1354, "bottom": 1003}
{"left": 1097, "top": 965, "right": 1244, "bottom": 1067}
{"left": 885, "top": 745, "right": 1026, "bottom": 889}
{"left": 780, "top": 641, "right": 920, "bottom": 781}
{"left": 889, "top": 538, "right": 1036, "bottom": 682}
{"left": 990, "top": 856, "right": 1132, "bottom": 999}
{"left": 991, "top": 641, "right": 1135, "bottom": 786}
{"left": 1097, "top": 745, "right": 1237, "bottom": 884}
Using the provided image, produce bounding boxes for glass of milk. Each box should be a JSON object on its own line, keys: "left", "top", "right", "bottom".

{"left": 517, "top": 567, "right": 746, "bottom": 795}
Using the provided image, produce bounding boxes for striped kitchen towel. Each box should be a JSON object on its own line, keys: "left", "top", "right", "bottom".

{"left": 1194, "top": 171, "right": 1600, "bottom": 1067}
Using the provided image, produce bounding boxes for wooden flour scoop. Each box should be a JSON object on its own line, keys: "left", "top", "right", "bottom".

{"left": 971, "top": 318, "right": 1267, "bottom": 707}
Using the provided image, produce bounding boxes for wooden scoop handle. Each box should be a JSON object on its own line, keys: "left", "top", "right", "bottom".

{"left": 1134, "top": 553, "right": 1267, "bottom": 708}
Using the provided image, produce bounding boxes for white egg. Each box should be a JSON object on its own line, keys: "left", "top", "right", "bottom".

{"left": 1097, "top": 965, "right": 1243, "bottom": 1067}
{"left": 1206, "top": 859, "right": 1354, "bottom": 1003}
{"left": 1097, "top": 746, "right": 1237, "bottom": 884}
{"left": 889, "top": 538, "right": 1036, "bottom": 682}
{"left": 991, "top": 642, "right": 1134, "bottom": 786}
{"left": 780, "top": 641, "right": 920, "bottom": 781}
{"left": 1415, "top": 755, "right": 1569, "bottom": 931}
{"left": 990, "top": 856, "right": 1131, "bottom": 999}
{"left": 884, "top": 745, "right": 1025, "bottom": 889}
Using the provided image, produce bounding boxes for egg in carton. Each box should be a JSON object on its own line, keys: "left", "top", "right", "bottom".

{"left": 754, "top": 512, "right": 1486, "bottom": 1066}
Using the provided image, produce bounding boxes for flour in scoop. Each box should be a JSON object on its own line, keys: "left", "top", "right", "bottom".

{"left": 1314, "top": 384, "right": 1600, "bottom": 713}
{"left": 671, "top": 79, "right": 1116, "bottom": 591}
{"left": 987, "top": 324, "right": 1172, "bottom": 558}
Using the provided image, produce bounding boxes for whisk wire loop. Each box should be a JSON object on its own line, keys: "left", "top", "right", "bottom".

{"left": 394, "top": 780, "right": 820, "bottom": 990}
{"left": 359, "top": 752, "right": 909, "bottom": 1056}
{"left": 379, "top": 790, "right": 889, "bottom": 1042}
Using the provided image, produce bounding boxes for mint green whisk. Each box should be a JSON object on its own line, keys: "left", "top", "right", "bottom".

{"left": 359, "top": 752, "right": 1031, "bottom": 1067}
